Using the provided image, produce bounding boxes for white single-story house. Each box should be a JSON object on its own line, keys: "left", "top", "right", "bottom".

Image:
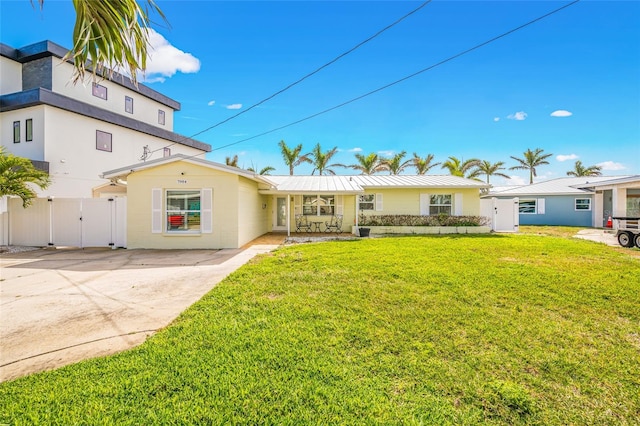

{"left": 485, "top": 176, "right": 640, "bottom": 227}
{"left": 101, "top": 155, "right": 489, "bottom": 249}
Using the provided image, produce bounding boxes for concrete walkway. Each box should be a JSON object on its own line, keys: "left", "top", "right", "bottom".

{"left": 573, "top": 228, "right": 619, "bottom": 246}
{"left": 0, "top": 236, "right": 284, "bottom": 382}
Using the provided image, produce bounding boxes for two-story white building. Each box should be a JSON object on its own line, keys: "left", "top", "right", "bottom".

{"left": 0, "top": 40, "right": 211, "bottom": 197}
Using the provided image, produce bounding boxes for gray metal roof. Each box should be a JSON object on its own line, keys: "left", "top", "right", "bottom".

{"left": 351, "top": 174, "right": 488, "bottom": 188}
{"left": 102, "top": 154, "right": 268, "bottom": 183}
{"left": 261, "top": 174, "right": 487, "bottom": 194}
{"left": 486, "top": 176, "right": 630, "bottom": 196}
{"left": 261, "top": 176, "right": 363, "bottom": 193}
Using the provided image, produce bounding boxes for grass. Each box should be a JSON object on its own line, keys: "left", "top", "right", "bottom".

{"left": 1, "top": 233, "right": 639, "bottom": 424}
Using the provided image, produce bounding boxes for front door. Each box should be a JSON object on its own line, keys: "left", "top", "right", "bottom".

{"left": 273, "top": 196, "right": 288, "bottom": 231}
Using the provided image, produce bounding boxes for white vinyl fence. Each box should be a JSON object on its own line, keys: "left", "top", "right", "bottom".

{"left": 480, "top": 197, "right": 519, "bottom": 232}
{"left": 1, "top": 197, "right": 126, "bottom": 248}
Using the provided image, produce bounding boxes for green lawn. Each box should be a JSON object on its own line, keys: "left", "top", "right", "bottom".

{"left": 1, "top": 234, "right": 639, "bottom": 425}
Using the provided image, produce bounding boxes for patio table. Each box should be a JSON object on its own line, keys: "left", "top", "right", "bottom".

{"left": 310, "top": 220, "right": 323, "bottom": 232}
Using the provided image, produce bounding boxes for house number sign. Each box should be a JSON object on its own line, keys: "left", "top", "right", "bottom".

{"left": 177, "top": 179, "right": 188, "bottom": 184}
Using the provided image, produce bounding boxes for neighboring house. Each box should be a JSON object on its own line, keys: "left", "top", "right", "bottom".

{"left": 485, "top": 176, "right": 640, "bottom": 227}
{"left": 0, "top": 40, "right": 210, "bottom": 197}
{"left": 101, "top": 155, "right": 489, "bottom": 249}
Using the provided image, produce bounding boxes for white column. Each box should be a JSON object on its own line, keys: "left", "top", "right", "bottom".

{"left": 593, "top": 192, "right": 603, "bottom": 228}
{"left": 612, "top": 188, "right": 627, "bottom": 217}
{"left": 286, "top": 194, "right": 291, "bottom": 237}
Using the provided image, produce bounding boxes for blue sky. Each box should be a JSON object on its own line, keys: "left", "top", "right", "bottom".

{"left": 1, "top": 0, "right": 639, "bottom": 184}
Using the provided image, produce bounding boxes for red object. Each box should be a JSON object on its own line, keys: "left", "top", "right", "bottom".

{"left": 169, "top": 215, "right": 184, "bottom": 227}
{"left": 606, "top": 216, "right": 612, "bottom": 228}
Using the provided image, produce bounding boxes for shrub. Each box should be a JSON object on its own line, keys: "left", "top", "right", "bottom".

{"left": 358, "top": 214, "right": 489, "bottom": 227}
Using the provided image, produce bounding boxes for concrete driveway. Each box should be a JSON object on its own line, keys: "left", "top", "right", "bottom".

{"left": 1, "top": 239, "right": 282, "bottom": 382}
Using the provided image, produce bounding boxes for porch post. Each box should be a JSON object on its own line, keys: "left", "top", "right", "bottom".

{"left": 287, "top": 193, "right": 291, "bottom": 237}
{"left": 354, "top": 195, "right": 358, "bottom": 227}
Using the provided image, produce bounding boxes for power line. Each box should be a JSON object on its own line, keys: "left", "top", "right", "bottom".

{"left": 150, "top": 1, "right": 433, "bottom": 155}
{"left": 209, "top": 0, "right": 582, "bottom": 153}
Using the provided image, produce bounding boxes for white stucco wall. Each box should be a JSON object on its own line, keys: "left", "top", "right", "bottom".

{"left": 51, "top": 59, "right": 175, "bottom": 131}
{"left": 0, "top": 56, "right": 22, "bottom": 95}
{"left": 1, "top": 106, "right": 45, "bottom": 160}
{"left": 1, "top": 105, "right": 203, "bottom": 197}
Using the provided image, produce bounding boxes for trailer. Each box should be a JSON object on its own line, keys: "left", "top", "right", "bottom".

{"left": 613, "top": 217, "right": 640, "bottom": 248}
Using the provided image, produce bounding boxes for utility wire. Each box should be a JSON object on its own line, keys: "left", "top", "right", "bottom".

{"left": 150, "top": 0, "right": 433, "bottom": 155}
{"left": 208, "top": 0, "right": 582, "bottom": 153}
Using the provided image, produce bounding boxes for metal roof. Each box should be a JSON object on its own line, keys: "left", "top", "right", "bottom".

{"left": 351, "top": 174, "right": 488, "bottom": 188}
{"left": 259, "top": 174, "right": 487, "bottom": 194}
{"left": 486, "top": 176, "right": 630, "bottom": 196}
{"left": 102, "top": 154, "right": 268, "bottom": 183}
{"left": 261, "top": 176, "right": 363, "bottom": 193}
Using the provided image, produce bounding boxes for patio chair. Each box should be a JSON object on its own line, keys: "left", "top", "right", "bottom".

{"left": 295, "top": 214, "right": 313, "bottom": 233}
{"left": 324, "top": 214, "right": 343, "bottom": 234}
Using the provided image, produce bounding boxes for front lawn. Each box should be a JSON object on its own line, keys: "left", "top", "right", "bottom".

{"left": 1, "top": 234, "right": 639, "bottom": 424}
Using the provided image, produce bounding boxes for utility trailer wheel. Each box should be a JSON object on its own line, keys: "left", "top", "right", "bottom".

{"left": 635, "top": 233, "right": 640, "bottom": 249}
{"left": 617, "top": 231, "right": 635, "bottom": 248}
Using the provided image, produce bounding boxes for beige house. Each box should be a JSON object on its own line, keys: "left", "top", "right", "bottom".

{"left": 102, "top": 155, "right": 489, "bottom": 249}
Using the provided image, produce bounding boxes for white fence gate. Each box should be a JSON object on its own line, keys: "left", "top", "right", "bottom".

{"left": 480, "top": 197, "right": 519, "bottom": 232}
{"left": 4, "top": 197, "right": 126, "bottom": 248}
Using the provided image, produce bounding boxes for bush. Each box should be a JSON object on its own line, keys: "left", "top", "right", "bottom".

{"left": 358, "top": 214, "right": 489, "bottom": 227}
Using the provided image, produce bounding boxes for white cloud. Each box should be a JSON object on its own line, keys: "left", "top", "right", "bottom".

{"left": 507, "top": 111, "right": 527, "bottom": 121}
{"left": 207, "top": 100, "right": 216, "bottom": 106}
{"left": 493, "top": 117, "right": 500, "bottom": 122}
{"left": 141, "top": 29, "right": 200, "bottom": 83}
{"left": 550, "top": 109, "right": 573, "bottom": 117}
{"left": 556, "top": 154, "right": 578, "bottom": 162}
{"left": 226, "top": 104, "right": 242, "bottom": 110}
{"left": 597, "top": 161, "right": 626, "bottom": 171}
{"left": 378, "top": 150, "right": 395, "bottom": 157}
{"left": 348, "top": 147, "right": 363, "bottom": 153}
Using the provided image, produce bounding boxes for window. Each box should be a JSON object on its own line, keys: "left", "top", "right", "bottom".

{"left": 575, "top": 198, "right": 591, "bottom": 211}
{"left": 430, "top": 194, "right": 452, "bottom": 215}
{"left": 13, "top": 121, "right": 20, "bottom": 143}
{"left": 92, "top": 83, "right": 107, "bottom": 100}
{"left": 166, "top": 190, "right": 201, "bottom": 232}
{"left": 125, "top": 96, "right": 133, "bottom": 113}
{"left": 25, "top": 119, "right": 33, "bottom": 141}
{"left": 303, "top": 195, "right": 335, "bottom": 216}
{"left": 158, "top": 109, "right": 165, "bottom": 125}
{"left": 96, "top": 130, "right": 112, "bottom": 152}
{"left": 359, "top": 194, "right": 375, "bottom": 211}
{"left": 163, "top": 147, "right": 171, "bottom": 157}
{"left": 519, "top": 199, "right": 537, "bottom": 214}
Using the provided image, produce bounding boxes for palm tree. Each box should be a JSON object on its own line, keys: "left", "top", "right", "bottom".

{"left": 382, "top": 151, "right": 412, "bottom": 175}
{"left": 475, "top": 160, "right": 511, "bottom": 184}
{"left": 0, "top": 147, "right": 51, "bottom": 207}
{"left": 225, "top": 155, "right": 239, "bottom": 168}
{"left": 441, "top": 156, "right": 481, "bottom": 179}
{"left": 509, "top": 148, "right": 552, "bottom": 184}
{"left": 309, "top": 143, "right": 344, "bottom": 175}
{"left": 35, "top": 0, "right": 168, "bottom": 86}
{"left": 247, "top": 165, "right": 275, "bottom": 175}
{"left": 278, "top": 140, "right": 311, "bottom": 175}
{"left": 349, "top": 153, "right": 385, "bottom": 175}
{"left": 412, "top": 153, "right": 440, "bottom": 175}
{"left": 566, "top": 160, "right": 602, "bottom": 177}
